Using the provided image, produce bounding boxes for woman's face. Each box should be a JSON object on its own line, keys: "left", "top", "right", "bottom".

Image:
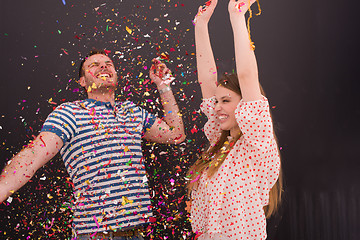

{"left": 214, "top": 85, "right": 241, "bottom": 134}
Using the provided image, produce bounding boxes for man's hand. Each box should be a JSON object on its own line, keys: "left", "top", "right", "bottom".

{"left": 149, "top": 58, "right": 174, "bottom": 88}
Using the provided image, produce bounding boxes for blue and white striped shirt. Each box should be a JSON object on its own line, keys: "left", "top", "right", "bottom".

{"left": 41, "top": 98, "right": 157, "bottom": 234}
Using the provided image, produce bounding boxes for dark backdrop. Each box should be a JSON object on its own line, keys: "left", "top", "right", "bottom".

{"left": 1, "top": 0, "right": 360, "bottom": 239}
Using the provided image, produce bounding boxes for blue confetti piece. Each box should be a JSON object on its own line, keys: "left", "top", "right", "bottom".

{"left": 62, "top": 0, "right": 66, "bottom": 5}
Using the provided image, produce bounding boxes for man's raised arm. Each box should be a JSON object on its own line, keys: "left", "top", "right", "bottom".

{"left": 144, "top": 59, "right": 186, "bottom": 144}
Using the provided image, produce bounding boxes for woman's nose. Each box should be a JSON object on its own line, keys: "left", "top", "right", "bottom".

{"left": 214, "top": 103, "right": 221, "bottom": 111}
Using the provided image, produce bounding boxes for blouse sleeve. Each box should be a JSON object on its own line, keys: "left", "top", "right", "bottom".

{"left": 235, "top": 96, "right": 280, "bottom": 205}
{"left": 200, "top": 97, "right": 222, "bottom": 145}
{"left": 235, "top": 96, "right": 275, "bottom": 149}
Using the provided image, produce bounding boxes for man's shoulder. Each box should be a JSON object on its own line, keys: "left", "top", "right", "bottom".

{"left": 53, "top": 100, "right": 88, "bottom": 113}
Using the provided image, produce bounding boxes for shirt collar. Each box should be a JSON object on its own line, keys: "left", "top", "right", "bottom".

{"left": 84, "top": 98, "right": 114, "bottom": 108}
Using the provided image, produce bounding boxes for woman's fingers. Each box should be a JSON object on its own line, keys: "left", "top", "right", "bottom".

{"left": 193, "top": 0, "right": 218, "bottom": 24}
{"left": 229, "top": 0, "right": 256, "bottom": 14}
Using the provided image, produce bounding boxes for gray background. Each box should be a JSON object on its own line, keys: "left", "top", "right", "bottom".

{"left": 1, "top": 0, "right": 359, "bottom": 239}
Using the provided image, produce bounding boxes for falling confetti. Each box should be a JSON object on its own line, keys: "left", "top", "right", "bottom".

{"left": 0, "top": 1, "right": 210, "bottom": 239}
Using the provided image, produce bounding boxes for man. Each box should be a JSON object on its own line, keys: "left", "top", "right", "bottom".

{"left": 0, "top": 49, "right": 185, "bottom": 239}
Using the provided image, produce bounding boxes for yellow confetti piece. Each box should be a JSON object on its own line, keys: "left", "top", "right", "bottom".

{"left": 139, "top": 72, "right": 143, "bottom": 78}
{"left": 121, "top": 196, "right": 133, "bottom": 206}
{"left": 126, "top": 26, "right": 132, "bottom": 34}
{"left": 124, "top": 146, "right": 129, "bottom": 152}
{"left": 48, "top": 98, "right": 53, "bottom": 103}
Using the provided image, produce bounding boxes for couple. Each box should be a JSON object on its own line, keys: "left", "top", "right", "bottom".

{"left": 0, "top": 0, "right": 281, "bottom": 239}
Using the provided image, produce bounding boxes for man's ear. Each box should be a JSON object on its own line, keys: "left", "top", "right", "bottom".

{"left": 79, "top": 76, "right": 86, "bottom": 87}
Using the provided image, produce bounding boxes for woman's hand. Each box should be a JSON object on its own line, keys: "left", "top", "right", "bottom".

{"left": 193, "top": 0, "right": 218, "bottom": 25}
{"left": 149, "top": 58, "right": 174, "bottom": 87}
{"left": 228, "top": 0, "right": 256, "bottom": 18}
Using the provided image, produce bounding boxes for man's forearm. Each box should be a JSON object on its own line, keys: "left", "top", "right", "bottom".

{"left": 0, "top": 132, "right": 62, "bottom": 203}
{"left": 0, "top": 148, "right": 39, "bottom": 202}
{"left": 158, "top": 85, "right": 185, "bottom": 143}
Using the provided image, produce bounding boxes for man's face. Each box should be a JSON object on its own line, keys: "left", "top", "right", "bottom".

{"left": 79, "top": 54, "right": 118, "bottom": 92}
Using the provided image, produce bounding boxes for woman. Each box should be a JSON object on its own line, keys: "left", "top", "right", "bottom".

{"left": 187, "top": 0, "right": 282, "bottom": 239}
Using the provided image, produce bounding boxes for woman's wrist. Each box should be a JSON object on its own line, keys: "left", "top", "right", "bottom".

{"left": 229, "top": 12, "right": 245, "bottom": 21}
{"left": 194, "top": 20, "right": 209, "bottom": 28}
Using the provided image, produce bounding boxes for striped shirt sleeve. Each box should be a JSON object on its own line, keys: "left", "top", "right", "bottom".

{"left": 41, "top": 103, "right": 76, "bottom": 143}
{"left": 138, "top": 106, "right": 157, "bottom": 136}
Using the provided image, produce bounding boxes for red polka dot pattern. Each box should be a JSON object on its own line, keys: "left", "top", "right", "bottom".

{"left": 191, "top": 96, "right": 280, "bottom": 240}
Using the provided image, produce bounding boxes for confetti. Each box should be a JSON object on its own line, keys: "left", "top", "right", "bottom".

{"left": 2, "top": 1, "right": 206, "bottom": 239}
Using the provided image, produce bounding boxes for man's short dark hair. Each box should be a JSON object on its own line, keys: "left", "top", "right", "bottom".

{"left": 78, "top": 49, "right": 108, "bottom": 78}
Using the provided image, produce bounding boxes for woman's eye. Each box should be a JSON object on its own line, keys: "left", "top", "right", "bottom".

{"left": 223, "top": 99, "right": 229, "bottom": 103}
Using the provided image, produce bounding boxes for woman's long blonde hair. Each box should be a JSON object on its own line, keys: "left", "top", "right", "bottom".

{"left": 187, "top": 73, "right": 283, "bottom": 218}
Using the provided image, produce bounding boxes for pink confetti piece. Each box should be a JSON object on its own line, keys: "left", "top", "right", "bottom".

{"left": 44, "top": 218, "right": 54, "bottom": 230}
{"left": 90, "top": 215, "right": 100, "bottom": 237}
{"left": 190, "top": 175, "right": 200, "bottom": 183}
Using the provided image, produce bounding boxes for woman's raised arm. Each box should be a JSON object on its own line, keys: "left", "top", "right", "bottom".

{"left": 194, "top": 0, "right": 218, "bottom": 99}
{"left": 229, "top": 0, "right": 262, "bottom": 101}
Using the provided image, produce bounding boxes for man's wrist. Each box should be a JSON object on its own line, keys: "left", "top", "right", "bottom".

{"left": 158, "top": 86, "right": 172, "bottom": 95}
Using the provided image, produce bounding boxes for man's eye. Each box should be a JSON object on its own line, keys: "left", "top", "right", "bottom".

{"left": 223, "top": 99, "right": 229, "bottom": 103}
